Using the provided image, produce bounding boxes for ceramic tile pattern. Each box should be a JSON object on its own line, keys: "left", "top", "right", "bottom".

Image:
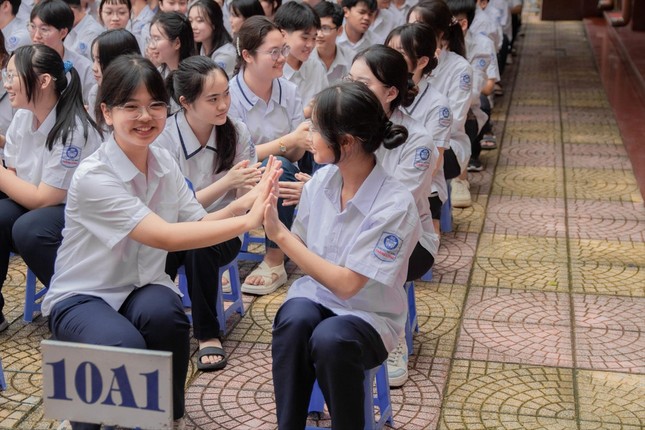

{"left": 1, "top": 15, "right": 645, "bottom": 430}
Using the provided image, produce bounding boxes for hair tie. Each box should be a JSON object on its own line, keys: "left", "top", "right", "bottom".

{"left": 383, "top": 120, "right": 393, "bottom": 134}
{"left": 450, "top": 16, "right": 459, "bottom": 26}
{"left": 63, "top": 60, "right": 73, "bottom": 74}
{"left": 236, "top": 37, "right": 241, "bottom": 57}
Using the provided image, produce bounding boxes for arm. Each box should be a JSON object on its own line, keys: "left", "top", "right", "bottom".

{"left": 255, "top": 120, "right": 310, "bottom": 162}
{"left": 0, "top": 167, "right": 67, "bottom": 209}
{"left": 194, "top": 160, "right": 262, "bottom": 208}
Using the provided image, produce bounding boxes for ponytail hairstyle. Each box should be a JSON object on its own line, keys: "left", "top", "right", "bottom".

{"left": 353, "top": 44, "right": 418, "bottom": 112}
{"left": 312, "top": 81, "right": 408, "bottom": 163}
{"left": 166, "top": 56, "right": 238, "bottom": 174}
{"left": 407, "top": 0, "right": 466, "bottom": 58}
{"left": 234, "top": 16, "right": 280, "bottom": 75}
{"left": 188, "top": 0, "right": 233, "bottom": 57}
{"left": 445, "top": 0, "right": 476, "bottom": 28}
{"left": 151, "top": 12, "right": 197, "bottom": 65}
{"left": 96, "top": 54, "right": 169, "bottom": 130}
{"left": 12, "top": 44, "right": 102, "bottom": 150}
{"left": 91, "top": 29, "right": 141, "bottom": 77}
{"left": 385, "top": 23, "right": 439, "bottom": 76}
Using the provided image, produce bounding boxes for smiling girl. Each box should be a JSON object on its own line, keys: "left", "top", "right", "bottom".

{"left": 188, "top": 0, "right": 236, "bottom": 77}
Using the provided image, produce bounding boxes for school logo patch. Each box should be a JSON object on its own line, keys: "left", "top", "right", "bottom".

{"left": 8, "top": 36, "right": 18, "bottom": 51}
{"left": 414, "top": 147, "right": 431, "bottom": 170}
{"left": 61, "top": 145, "right": 81, "bottom": 168}
{"left": 439, "top": 106, "right": 451, "bottom": 127}
{"left": 78, "top": 42, "right": 88, "bottom": 55}
{"left": 477, "top": 58, "right": 487, "bottom": 70}
{"left": 216, "top": 61, "right": 226, "bottom": 69}
{"left": 249, "top": 141, "right": 256, "bottom": 159}
{"left": 373, "top": 232, "right": 403, "bottom": 262}
{"left": 459, "top": 73, "right": 472, "bottom": 91}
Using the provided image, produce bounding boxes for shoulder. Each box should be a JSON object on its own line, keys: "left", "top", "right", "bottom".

{"left": 276, "top": 77, "right": 300, "bottom": 97}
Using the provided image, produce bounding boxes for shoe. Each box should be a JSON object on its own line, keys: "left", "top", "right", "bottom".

{"left": 506, "top": 55, "right": 513, "bottom": 65}
{"left": 387, "top": 337, "right": 408, "bottom": 388}
{"left": 196, "top": 346, "right": 228, "bottom": 371}
{"left": 494, "top": 83, "right": 504, "bottom": 96}
{"left": 468, "top": 158, "right": 484, "bottom": 172}
{"left": 174, "top": 417, "right": 186, "bottom": 430}
{"left": 451, "top": 178, "right": 472, "bottom": 208}
{"left": 480, "top": 134, "right": 497, "bottom": 150}
{"left": 221, "top": 270, "right": 232, "bottom": 294}
{"left": 241, "top": 261, "right": 287, "bottom": 295}
{"left": 0, "top": 314, "right": 8, "bottom": 333}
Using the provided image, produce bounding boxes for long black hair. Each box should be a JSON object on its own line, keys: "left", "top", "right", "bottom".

{"left": 12, "top": 44, "right": 102, "bottom": 150}
{"left": 91, "top": 29, "right": 141, "bottom": 75}
{"left": 385, "top": 23, "right": 439, "bottom": 76}
{"left": 151, "top": 12, "right": 197, "bottom": 65}
{"left": 234, "top": 15, "right": 280, "bottom": 75}
{"left": 166, "top": 56, "right": 238, "bottom": 174}
{"left": 408, "top": 0, "right": 466, "bottom": 58}
{"left": 189, "top": 0, "right": 232, "bottom": 57}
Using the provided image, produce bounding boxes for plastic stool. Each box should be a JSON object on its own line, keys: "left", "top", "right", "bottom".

{"left": 238, "top": 232, "right": 265, "bottom": 262}
{"left": 177, "top": 258, "right": 245, "bottom": 337}
{"left": 0, "top": 357, "right": 6, "bottom": 391}
{"left": 307, "top": 362, "right": 393, "bottom": 430}
{"left": 420, "top": 269, "right": 433, "bottom": 282}
{"left": 403, "top": 282, "right": 419, "bottom": 357}
{"left": 23, "top": 268, "right": 45, "bottom": 323}
{"left": 441, "top": 181, "right": 453, "bottom": 233}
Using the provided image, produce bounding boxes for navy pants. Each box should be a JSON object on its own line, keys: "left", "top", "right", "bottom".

{"left": 0, "top": 199, "right": 64, "bottom": 316}
{"left": 272, "top": 298, "right": 388, "bottom": 430}
{"left": 165, "top": 237, "right": 241, "bottom": 340}
{"left": 262, "top": 156, "right": 299, "bottom": 249}
{"left": 49, "top": 284, "right": 191, "bottom": 429}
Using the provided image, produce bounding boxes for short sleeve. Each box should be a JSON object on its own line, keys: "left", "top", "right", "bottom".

{"left": 431, "top": 104, "right": 452, "bottom": 149}
{"left": 234, "top": 121, "right": 257, "bottom": 164}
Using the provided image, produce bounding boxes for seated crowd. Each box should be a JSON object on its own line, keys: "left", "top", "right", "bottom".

{"left": 0, "top": 0, "right": 523, "bottom": 428}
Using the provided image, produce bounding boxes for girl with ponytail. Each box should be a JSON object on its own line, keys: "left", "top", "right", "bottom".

{"left": 265, "top": 81, "right": 420, "bottom": 430}
{"left": 0, "top": 44, "right": 102, "bottom": 332}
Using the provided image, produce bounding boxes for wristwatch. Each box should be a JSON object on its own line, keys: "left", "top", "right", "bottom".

{"left": 279, "top": 140, "right": 287, "bottom": 154}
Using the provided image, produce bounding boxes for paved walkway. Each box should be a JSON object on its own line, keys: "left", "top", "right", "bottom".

{"left": 1, "top": 16, "right": 644, "bottom": 430}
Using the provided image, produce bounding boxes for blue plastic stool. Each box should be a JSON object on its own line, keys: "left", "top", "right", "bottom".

{"left": 177, "top": 258, "right": 245, "bottom": 337}
{"left": 441, "top": 181, "right": 453, "bottom": 233}
{"left": 0, "top": 357, "right": 6, "bottom": 391}
{"left": 23, "top": 268, "right": 44, "bottom": 323}
{"left": 238, "top": 232, "right": 265, "bottom": 262}
{"left": 307, "top": 362, "right": 393, "bottom": 430}
{"left": 404, "top": 282, "right": 419, "bottom": 357}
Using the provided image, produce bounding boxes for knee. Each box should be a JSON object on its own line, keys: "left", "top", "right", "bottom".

{"left": 309, "top": 319, "right": 357, "bottom": 361}
{"left": 138, "top": 288, "right": 190, "bottom": 337}
{"left": 274, "top": 157, "right": 299, "bottom": 182}
{"left": 273, "top": 298, "right": 320, "bottom": 339}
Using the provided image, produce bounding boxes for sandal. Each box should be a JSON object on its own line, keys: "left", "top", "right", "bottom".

{"left": 221, "top": 270, "right": 232, "bottom": 294}
{"left": 196, "top": 346, "right": 228, "bottom": 371}
{"left": 241, "top": 261, "right": 287, "bottom": 295}
{"left": 481, "top": 134, "right": 497, "bottom": 150}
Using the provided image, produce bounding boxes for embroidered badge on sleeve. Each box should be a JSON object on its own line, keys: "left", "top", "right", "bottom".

{"left": 373, "top": 232, "right": 403, "bottom": 262}
{"left": 413, "top": 147, "right": 431, "bottom": 170}
{"left": 61, "top": 145, "right": 82, "bottom": 168}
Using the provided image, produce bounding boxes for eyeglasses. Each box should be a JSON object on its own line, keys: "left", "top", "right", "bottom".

{"left": 147, "top": 36, "right": 168, "bottom": 48}
{"left": 318, "top": 25, "right": 338, "bottom": 35}
{"left": 1, "top": 69, "right": 17, "bottom": 82}
{"left": 259, "top": 45, "right": 290, "bottom": 61}
{"left": 27, "top": 23, "right": 54, "bottom": 37}
{"left": 115, "top": 102, "right": 169, "bottom": 120}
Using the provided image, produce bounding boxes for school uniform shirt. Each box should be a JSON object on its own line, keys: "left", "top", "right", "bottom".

{"left": 466, "top": 31, "right": 500, "bottom": 132}
{"left": 154, "top": 111, "right": 256, "bottom": 212}
{"left": 368, "top": 7, "right": 398, "bottom": 45}
{"left": 471, "top": 4, "right": 503, "bottom": 52}
{"left": 87, "top": 84, "right": 98, "bottom": 122}
{"left": 310, "top": 44, "right": 352, "bottom": 85}
{"left": 4, "top": 108, "right": 101, "bottom": 191}
{"left": 378, "top": 109, "right": 439, "bottom": 257}
{"left": 288, "top": 163, "right": 421, "bottom": 352}
{"left": 487, "top": 0, "right": 512, "bottom": 41}
{"left": 42, "top": 135, "right": 208, "bottom": 316}
{"left": 16, "top": 0, "right": 34, "bottom": 25}
{"left": 64, "top": 14, "right": 104, "bottom": 61}
{"left": 336, "top": 28, "right": 374, "bottom": 60}
{"left": 0, "top": 87, "right": 14, "bottom": 162}
{"left": 63, "top": 48, "right": 97, "bottom": 103}
{"left": 428, "top": 48, "right": 473, "bottom": 171}
{"left": 404, "top": 76, "right": 452, "bottom": 203}
{"left": 228, "top": 72, "right": 304, "bottom": 147}
{"left": 129, "top": 4, "right": 155, "bottom": 40}
{"left": 388, "top": 0, "right": 413, "bottom": 27}
{"left": 1, "top": 17, "right": 31, "bottom": 54}
{"left": 203, "top": 43, "right": 237, "bottom": 78}
{"left": 283, "top": 57, "right": 329, "bottom": 108}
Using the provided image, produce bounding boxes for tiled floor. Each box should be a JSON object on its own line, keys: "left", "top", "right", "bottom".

{"left": 2, "top": 15, "right": 645, "bottom": 430}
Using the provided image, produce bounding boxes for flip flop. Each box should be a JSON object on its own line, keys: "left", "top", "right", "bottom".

{"left": 480, "top": 135, "right": 497, "bottom": 150}
{"left": 196, "top": 346, "right": 228, "bottom": 371}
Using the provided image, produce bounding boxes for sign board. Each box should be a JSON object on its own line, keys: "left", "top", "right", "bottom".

{"left": 42, "top": 340, "right": 173, "bottom": 429}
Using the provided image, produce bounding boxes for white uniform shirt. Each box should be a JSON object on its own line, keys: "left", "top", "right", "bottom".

{"left": 310, "top": 44, "right": 352, "bottom": 84}
{"left": 404, "top": 77, "right": 451, "bottom": 203}
{"left": 487, "top": 0, "right": 511, "bottom": 41}
{"left": 368, "top": 8, "right": 398, "bottom": 45}
{"left": 129, "top": 4, "right": 155, "bottom": 40}
{"left": 4, "top": 108, "right": 101, "bottom": 190}
{"left": 64, "top": 14, "right": 104, "bottom": 60}
{"left": 427, "top": 49, "right": 473, "bottom": 170}
{"left": 0, "top": 88, "right": 14, "bottom": 161}
{"left": 87, "top": 83, "right": 98, "bottom": 121}
{"left": 42, "top": 135, "right": 207, "bottom": 316}
{"left": 388, "top": 0, "right": 413, "bottom": 27}
{"left": 283, "top": 57, "right": 329, "bottom": 108}
{"left": 203, "top": 43, "right": 237, "bottom": 78}
{"left": 337, "top": 28, "right": 374, "bottom": 59}
{"left": 2, "top": 17, "right": 32, "bottom": 54}
{"left": 378, "top": 109, "right": 439, "bottom": 257}
{"left": 63, "top": 48, "right": 97, "bottom": 103}
{"left": 154, "top": 111, "right": 256, "bottom": 212}
{"left": 466, "top": 31, "right": 499, "bottom": 131}
{"left": 471, "top": 5, "right": 503, "bottom": 52}
{"left": 228, "top": 72, "right": 304, "bottom": 147}
{"left": 16, "top": 0, "right": 34, "bottom": 24}
{"left": 288, "top": 163, "right": 421, "bottom": 352}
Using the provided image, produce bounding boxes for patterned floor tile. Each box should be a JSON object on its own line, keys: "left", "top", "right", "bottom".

{"left": 225, "top": 288, "right": 286, "bottom": 344}
{"left": 575, "top": 327, "right": 645, "bottom": 373}
{"left": 471, "top": 258, "right": 569, "bottom": 292}
{"left": 452, "top": 195, "right": 487, "bottom": 234}
{"left": 570, "top": 261, "right": 645, "bottom": 297}
{"left": 491, "top": 166, "right": 565, "bottom": 198}
{"left": 476, "top": 234, "right": 568, "bottom": 262}
{"left": 566, "top": 200, "right": 645, "bottom": 241}
{"left": 483, "top": 196, "right": 567, "bottom": 237}
{"left": 569, "top": 239, "right": 645, "bottom": 266}
{"left": 498, "top": 141, "right": 562, "bottom": 168}
{"left": 440, "top": 410, "right": 578, "bottom": 430}
{"left": 432, "top": 233, "right": 478, "bottom": 285}
{"left": 573, "top": 295, "right": 645, "bottom": 331}
{"left": 563, "top": 147, "right": 633, "bottom": 170}
{"left": 565, "top": 169, "right": 643, "bottom": 203}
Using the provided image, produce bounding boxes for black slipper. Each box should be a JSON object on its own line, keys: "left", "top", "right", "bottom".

{"left": 196, "top": 346, "right": 228, "bottom": 371}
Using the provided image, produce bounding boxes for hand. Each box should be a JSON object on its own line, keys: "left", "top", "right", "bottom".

{"left": 246, "top": 156, "right": 282, "bottom": 227}
{"left": 223, "top": 160, "right": 262, "bottom": 190}
{"left": 278, "top": 172, "right": 311, "bottom": 206}
{"left": 303, "top": 100, "right": 314, "bottom": 119}
{"left": 290, "top": 120, "right": 312, "bottom": 151}
{"left": 263, "top": 173, "right": 285, "bottom": 241}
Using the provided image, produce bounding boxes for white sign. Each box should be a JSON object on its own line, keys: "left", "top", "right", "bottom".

{"left": 42, "top": 340, "right": 173, "bottom": 429}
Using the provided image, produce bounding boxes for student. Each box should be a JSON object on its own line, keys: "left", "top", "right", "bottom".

{"left": 368, "top": 0, "right": 398, "bottom": 44}
{"left": 229, "top": 16, "right": 310, "bottom": 295}
{"left": 408, "top": 0, "right": 474, "bottom": 208}
{"left": 62, "top": 0, "right": 104, "bottom": 60}
{"left": 348, "top": 45, "right": 439, "bottom": 387}
{"left": 337, "top": 0, "right": 376, "bottom": 58}
{"left": 388, "top": 0, "right": 413, "bottom": 27}
{"left": 0, "top": 44, "right": 102, "bottom": 333}
{"left": 99, "top": 0, "right": 131, "bottom": 30}
{"left": 386, "top": 23, "right": 452, "bottom": 237}
{"left": 310, "top": 1, "right": 351, "bottom": 84}
{"left": 30, "top": 0, "right": 96, "bottom": 102}
{"left": 268, "top": 81, "right": 420, "bottom": 429}
{"left": 129, "top": 0, "right": 155, "bottom": 41}
{"left": 41, "top": 54, "right": 280, "bottom": 430}
{"left": 471, "top": 0, "right": 503, "bottom": 54}
{"left": 0, "top": 0, "right": 32, "bottom": 54}
{"left": 274, "top": 1, "right": 328, "bottom": 111}
{"left": 228, "top": 0, "right": 264, "bottom": 36}
{"left": 138, "top": 0, "right": 189, "bottom": 57}
{"left": 149, "top": 11, "right": 195, "bottom": 78}
{"left": 188, "top": 0, "right": 236, "bottom": 77}
{"left": 88, "top": 28, "right": 141, "bottom": 120}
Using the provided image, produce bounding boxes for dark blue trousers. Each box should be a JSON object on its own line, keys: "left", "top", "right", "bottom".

{"left": 272, "top": 298, "right": 388, "bottom": 430}
{"left": 49, "top": 284, "right": 191, "bottom": 429}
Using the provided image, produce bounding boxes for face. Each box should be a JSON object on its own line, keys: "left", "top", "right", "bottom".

{"left": 228, "top": 9, "right": 245, "bottom": 35}
{"left": 259, "top": 0, "right": 276, "bottom": 18}
{"left": 149, "top": 23, "right": 180, "bottom": 67}
{"left": 386, "top": 35, "right": 413, "bottom": 72}
{"left": 159, "top": 0, "right": 188, "bottom": 14}
{"left": 308, "top": 118, "right": 335, "bottom": 165}
{"left": 407, "top": 9, "right": 420, "bottom": 24}
{"left": 91, "top": 43, "right": 102, "bottom": 84}
{"left": 29, "top": 17, "right": 67, "bottom": 48}
{"left": 315, "top": 17, "right": 340, "bottom": 50}
{"left": 283, "top": 28, "right": 316, "bottom": 63}
{"left": 244, "top": 29, "right": 287, "bottom": 80}
{"left": 189, "top": 7, "right": 213, "bottom": 45}
{"left": 343, "top": 2, "right": 373, "bottom": 35}
{"left": 3, "top": 57, "right": 29, "bottom": 109}
{"left": 182, "top": 70, "right": 230, "bottom": 127}
{"left": 101, "top": 84, "right": 167, "bottom": 150}
{"left": 348, "top": 58, "right": 396, "bottom": 112}
{"left": 101, "top": 2, "right": 130, "bottom": 29}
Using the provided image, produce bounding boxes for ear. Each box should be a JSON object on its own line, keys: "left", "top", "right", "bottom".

{"left": 416, "top": 55, "right": 430, "bottom": 72}
{"left": 241, "top": 48, "right": 253, "bottom": 64}
{"left": 385, "top": 85, "right": 398, "bottom": 105}
{"left": 178, "top": 95, "right": 190, "bottom": 110}
{"left": 60, "top": 28, "right": 69, "bottom": 40}
{"left": 459, "top": 18, "right": 468, "bottom": 34}
{"left": 342, "top": 6, "right": 350, "bottom": 18}
{"left": 100, "top": 103, "right": 114, "bottom": 126}
{"left": 40, "top": 73, "right": 55, "bottom": 90}
{"left": 172, "top": 37, "right": 181, "bottom": 51}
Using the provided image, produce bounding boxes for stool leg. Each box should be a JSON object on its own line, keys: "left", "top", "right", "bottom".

{"left": 23, "top": 268, "right": 41, "bottom": 323}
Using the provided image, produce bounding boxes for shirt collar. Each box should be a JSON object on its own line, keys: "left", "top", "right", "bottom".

{"left": 405, "top": 77, "right": 429, "bottom": 115}
{"left": 323, "top": 162, "right": 388, "bottom": 216}
{"left": 174, "top": 110, "right": 216, "bottom": 160}
{"left": 105, "top": 134, "right": 170, "bottom": 182}
{"left": 234, "top": 71, "right": 283, "bottom": 109}
{"left": 33, "top": 106, "right": 57, "bottom": 136}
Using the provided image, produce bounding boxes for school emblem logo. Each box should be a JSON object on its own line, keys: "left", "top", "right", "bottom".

{"left": 61, "top": 145, "right": 81, "bottom": 168}
{"left": 79, "top": 42, "right": 88, "bottom": 55}
{"left": 459, "top": 73, "right": 471, "bottom": 91}
{"left": 374, "top": 232, "right": 403, "bottom": 262}
{"left": 414, "top": 147, "right": 431, "bottom": 170}
{"left": 439, "top": 106, "right": 451, "bottom": 127}
{"left": 477, "top": 58, "right": 487, "bottom": 69}
{"left": 249, "top": 141, "right": 256, "bottom": 159}
{"left": 8, "top": 36, "right": 18, "bottom": 51}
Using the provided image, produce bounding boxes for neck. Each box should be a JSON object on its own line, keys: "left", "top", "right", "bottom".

{"left": 316, "top": 44, "right": 336, "bottom": 67}
{"left": 165, "top": 58, "right": 179, "bottom": 71}
{"left": 73, "top": 10, "right": 85, "bottom": 26}
{"left": 131, "top": 0, "right": 146, "bottom": 15}
{"left": 393, "top": 0, "right": 405, "bottom": 8}
{"left": 344, "top": 24, "right": 363, "bottom": 44}
{"left": 56, "top": 44, "right": 65, "bottom": 59}
{"left": 243, "top": 67, "right": 272, "bottom": 103}
{"left": 184, "top": 110, "right": 213, "bottom": 147}
{"left": 337, "top": 152, "right": 375, "bottom": 210}
{"left": 201, "top": 39, "right": 213, "bottom": 55}
{"left": 0, "top": 15, "right": 12, "bottom": 29}
{"left": 286, "top": 55, "right": 302, "bottom": 71}
{"left": 32, "top": 95, "right": 58, "bottom": 129}
{"left": 412, "top": 69, "right": 423, "bottom": 85}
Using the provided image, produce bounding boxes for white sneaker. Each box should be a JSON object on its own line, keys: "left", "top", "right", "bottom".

{"left": 451, "top": 178, "right": 472, "bottom": 208}
{"left": 387, "top": 337, "right": 408, "bottom": 388}
{"left": 174, "top": 417, "right": 186, "bottom": 430}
